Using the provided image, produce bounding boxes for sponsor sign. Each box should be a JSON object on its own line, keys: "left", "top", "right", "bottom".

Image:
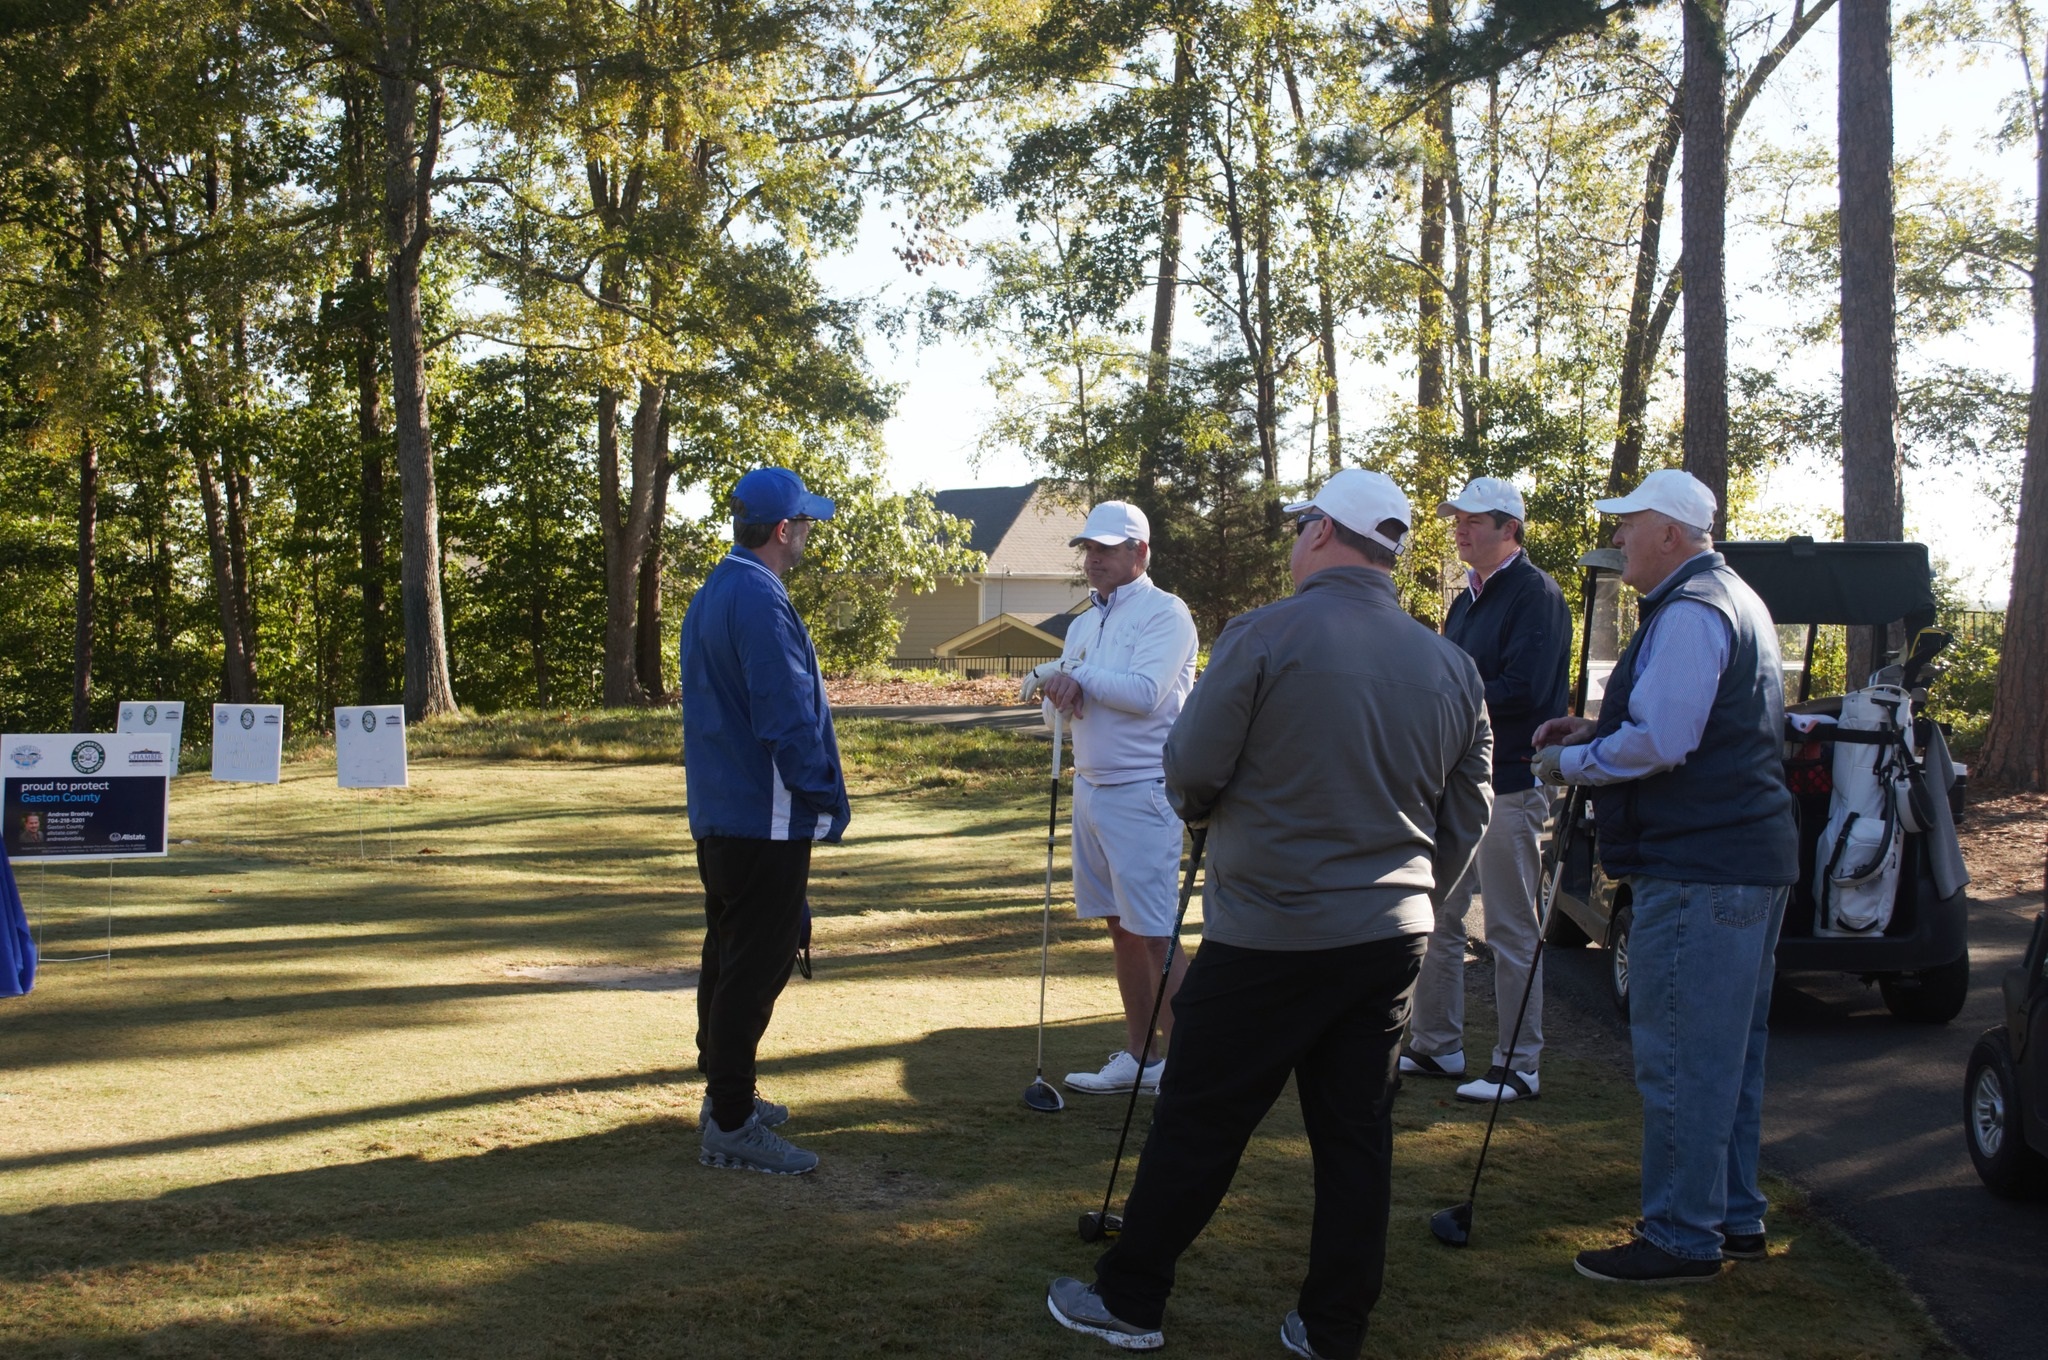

{"left": 117, "top": 699, "right": 186, "bottom": 775}
{"left": 335, "top": 705, "right": 408, "bottom": 789}
{"left": 210, "top": 704, "right": 285, "bottom": 784}
{"left": 1, "top": 733, "right": 170, "bottom": 862}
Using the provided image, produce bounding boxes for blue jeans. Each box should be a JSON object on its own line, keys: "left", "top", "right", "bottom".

{"left": 1626, "top": 875, "right": 1789, "bottom": 1261}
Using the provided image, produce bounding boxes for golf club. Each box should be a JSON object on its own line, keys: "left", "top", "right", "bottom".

{"left": 1078, "top": 824, "right": 1208, "bottom": 1243}
{"left": 1024, "top": 711, "right": 1067, "bottom": 1114}
{"left": 1431, "top": 785, "right": 1583, "bottom": 1248}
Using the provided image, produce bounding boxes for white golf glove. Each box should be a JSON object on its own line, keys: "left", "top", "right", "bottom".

{"left": 1018, "top": 658, "right": 1072, "bottom": 703}
{"left": 1531, "top": 744, "right": 1570, "bottom": 787}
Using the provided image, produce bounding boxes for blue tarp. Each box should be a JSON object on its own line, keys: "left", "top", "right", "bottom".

{"left": 2, "top": 840, "right": 35, "bottom": 997}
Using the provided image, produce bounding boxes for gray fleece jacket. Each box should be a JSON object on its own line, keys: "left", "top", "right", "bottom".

{"left": 1163, "top": 566, "right": 1493, "bottom": 951}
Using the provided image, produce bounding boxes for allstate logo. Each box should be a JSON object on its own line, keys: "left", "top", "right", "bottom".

{"left": 122, "top": 706, "right": 134, "bottom": 722}
{"left": 339, "top": 713, "right": 351, "bottom": 731}
{"left": 8, "top": 747, "right": 41, "bottom": 769}
{"left": 217, "top": 709, "right": 230, "bottom": 726}
{"left": 362, "top": 710, "right": 378, "bottom": 732}
{"left": 71, "top": 740, "right": 106, "bottom": 774}
{"left": 240, "top": 708, "right": 256, "bottom": 730}
{"left": 144, "top": 704, "right": 158, "bottom": 725}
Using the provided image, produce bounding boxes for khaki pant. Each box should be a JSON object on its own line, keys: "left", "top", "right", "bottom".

{"left": 1409, "top": 786, "right": 1550, "bottom": 1072}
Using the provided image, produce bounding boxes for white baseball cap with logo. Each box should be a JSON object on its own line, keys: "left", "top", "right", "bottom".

{"left": 1070, "top": 500, "right": 1151, "bottom": 546}
{"left": 1282, "top": 468, "right": 1411, "bottom": 554}
{"left": 1594, "top": 468, "right": 1717, "bottom": 533}
{"left": 1436, "top": 475, "right": 1526, "bottom": 521}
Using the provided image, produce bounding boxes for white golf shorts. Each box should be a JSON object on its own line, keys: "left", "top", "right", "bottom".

{"left": 1071, "top": 775, "right": 1183, "bottom": 936}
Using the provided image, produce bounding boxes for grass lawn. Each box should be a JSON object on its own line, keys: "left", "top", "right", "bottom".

{"left": 0, "top": 713, "right": 1956, "bottom": 1358}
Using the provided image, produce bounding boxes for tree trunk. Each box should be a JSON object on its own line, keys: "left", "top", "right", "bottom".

{"left": 1143, "top": 35, "right": 1190, "bottom": 425}
{"left": 376, "top": 50, "right": 458, "bottom": 720}
{"left": 1613, "top": 85, "right": 1684, "bottom": 493}
{"left": 1681, "top": 0, "right": 1729, "bottom": 537}
{"left": 1840, "top": 0, "right": 1905, "bottom": 682}
{"left": 355, "top": 249, "right": 391, "bottom": 703}
{"left": 1977, "top": 42, "right": 2048, "bottom": 791}
{"left": 635, "top": 410, "right": 672, "bottom": 698}
{"left": 72, "top": 425, "right": 96, "bottom": 731}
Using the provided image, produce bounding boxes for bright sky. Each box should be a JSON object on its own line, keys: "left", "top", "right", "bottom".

{"left": 819, "top": 10, "right": 2031, "bottom": 608}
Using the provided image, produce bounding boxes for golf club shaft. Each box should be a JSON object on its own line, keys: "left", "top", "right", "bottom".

{"left": 1037, "top": 712, "right": 1063, "bottom": 1076}
{"left": 1095, "top": 824, "right": 1208, "bottom": 1225}
{"left": 1463, "top": 785, "right": 1579, "bottom": 1207}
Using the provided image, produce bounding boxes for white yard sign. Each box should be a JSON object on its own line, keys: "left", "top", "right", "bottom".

{"left": 334, "top": 705, "right": 407, "bottom": 789}
{"left": 117, "top": 700, "right": 186, "bottom": 775}
{"left": 210, "top": 704, "right": 285, "bottom": 784}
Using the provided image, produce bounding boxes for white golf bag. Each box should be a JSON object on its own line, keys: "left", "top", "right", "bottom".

{"left": 1812, "top": 684, "right": 1919, "bottom": 936}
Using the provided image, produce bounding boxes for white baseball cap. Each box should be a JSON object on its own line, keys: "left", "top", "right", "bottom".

{"left": 1594, "top": 468, "right": 1717, "bottom": 533}
{"left": 1437, "top": 475, "right": 1526, "bottom": 521}
{"left": 1070, "top": 500, "right": 1151, "bottom": 546}
{"left": 1282, "top": 469, "right": 1411, "bottom": 554}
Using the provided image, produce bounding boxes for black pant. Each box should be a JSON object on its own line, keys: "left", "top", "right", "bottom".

{"left": 694, "top": 836, "right": 811, "bottom": 1132}
{"left": 1094, "top": 934, "right": 1425, "bottom": 1360}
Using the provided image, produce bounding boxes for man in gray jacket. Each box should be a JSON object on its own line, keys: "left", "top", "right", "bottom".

{"left": 1047, "top": 469, "right": 1493, "bottom": 1359}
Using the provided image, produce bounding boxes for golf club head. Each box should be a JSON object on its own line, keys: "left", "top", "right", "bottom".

{"left": 1024, "top": 1079, "right": 1065, "bottom": 1113}
{"left": 1430, "top": 1202, "right": 1473, "bottom": 1248}
{"left": 1078, "top": 1210, "right": 1122, "bottom": 1243}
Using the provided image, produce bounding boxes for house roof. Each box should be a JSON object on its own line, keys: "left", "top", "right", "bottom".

{"left": 933, "top": 482, "right": 1087, "bottom": 577}
{"left": 933, "top": 612, "right": 1067, "bottom": 657}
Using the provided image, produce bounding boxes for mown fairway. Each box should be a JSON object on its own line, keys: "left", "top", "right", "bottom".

{"left": 0, "top": 714, "right": 1956, "bottom": 1358}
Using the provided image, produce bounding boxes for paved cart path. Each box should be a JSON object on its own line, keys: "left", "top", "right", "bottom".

{"left": 1544, "top": 884, "right": 2046, "bottom": 1360}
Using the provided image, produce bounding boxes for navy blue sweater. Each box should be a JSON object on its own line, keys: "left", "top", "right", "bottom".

{"left": 1441, "top": 552, "right": 1571, "bottom": 795}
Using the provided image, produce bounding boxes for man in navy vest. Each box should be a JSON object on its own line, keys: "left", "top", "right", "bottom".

{"left": 1404, "top": 477, "right": 1570, "bottom": 1105}
{"left": 681, "top": 466, "right": 850, "bottom": 1177}
{"left": 1532, "top": 469, "right": 1797, "bottom": 1284}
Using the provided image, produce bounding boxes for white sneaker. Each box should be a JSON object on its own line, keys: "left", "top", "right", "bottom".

{"left": 1399, "top": 1047, "right": 1466, "bottom": 1079}
{"left": 1064, "top": 1051, "right": 1164, "bottom": 1095}
{"left": 1455, "top": 1066, "right": 1539, "bottom": 1103}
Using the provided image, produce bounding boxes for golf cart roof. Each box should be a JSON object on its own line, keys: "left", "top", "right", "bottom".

{"left": 1575, "top": 538, "right": 1937, "bottom": 632}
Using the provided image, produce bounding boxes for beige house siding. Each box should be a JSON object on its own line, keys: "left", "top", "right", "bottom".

{"left": 978, "top": 574, "right": 1086, "bottom": 624}
{"left": 891, "top": 580, "right": 980, "bottom": 660}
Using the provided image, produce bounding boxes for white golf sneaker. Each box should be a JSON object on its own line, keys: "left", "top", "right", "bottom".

{"left": 1455, "top": 1066, "right": 1539, "bottom": 1103}
{"left": 1399, "top": 1047, "right": 1466, "bottom": 1079}
{"left": 1064, "top": 1051, "right": 1164, "bottom": 1095}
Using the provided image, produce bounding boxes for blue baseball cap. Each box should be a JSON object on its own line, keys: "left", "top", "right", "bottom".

{"left": 731, "top": 467, "right": 835, "bottom": 526}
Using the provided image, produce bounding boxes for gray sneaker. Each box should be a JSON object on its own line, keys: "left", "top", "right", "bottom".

{"left": 698, "top": 1093, "right": 789, "bottom": 1130}
{"left": 1280, "top": 1310, "right": 1330, "bottom": 1358}
{"left": 1046, "top": 1276, "right": 1163, "bottom": 1351}
{"left": 699, "top": 1111, "right": 818, "bottom": 1175}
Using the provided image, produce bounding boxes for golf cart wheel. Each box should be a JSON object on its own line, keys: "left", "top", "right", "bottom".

{"left": 1544, "top": 910, "right": 1590, "bottom": 948}
{"left": 1963, "top": 1029, "right": 2047, "bottom": 1198}
{"left": 1879, "top": 949, "right": 1970, "bottom": 1024}
{"left": 1607, "top": 905, "right": 1633, "bottom": 1017}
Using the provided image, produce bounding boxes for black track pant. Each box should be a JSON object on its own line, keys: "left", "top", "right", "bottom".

{"left": 1093, "top": 934, "right": 1425, "bottom": 1360}
{"left": 694, "top": 835, "right": 810, "bottom": 1132}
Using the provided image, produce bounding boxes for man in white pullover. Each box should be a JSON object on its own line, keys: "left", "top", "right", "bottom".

{"left": 1021, "top": 501, "right": 1200, "bottom": 1095}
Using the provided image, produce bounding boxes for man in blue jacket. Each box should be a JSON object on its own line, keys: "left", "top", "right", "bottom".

{"left": 1403, "top": 477, "right": 1570, "bottom": 1105}
{"left": 681, "top": 466, "right": 850, "bottom": 1176}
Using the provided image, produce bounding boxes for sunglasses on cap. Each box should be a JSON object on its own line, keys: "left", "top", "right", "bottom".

{"left": 1293, "top": 511, "right": 1327, "bottom": 537}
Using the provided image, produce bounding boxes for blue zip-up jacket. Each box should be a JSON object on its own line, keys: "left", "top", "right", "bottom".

{"left": 681, "top": 550, "right": 850, "bottom": 843}
{"left": 1441, "top": 551, "right": 1571, "bottom": 794}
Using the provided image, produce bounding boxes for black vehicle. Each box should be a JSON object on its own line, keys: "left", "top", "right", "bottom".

{"left": 1965, "top": 907, "right": 2048, "bottom": 1196}
{"left": 1544, "top": 538, "right": 1973, "bottom": 1024}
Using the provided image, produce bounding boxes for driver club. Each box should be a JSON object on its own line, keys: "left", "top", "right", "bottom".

{"left": 1078, "top": 825, "right": 1208, "bottom": 1242}
{"left": 1431, "top": 786, "right": 1582, "bottom": 1249}
{"left": 1024, "top": 711, "right": 1066, "bottom": 1114}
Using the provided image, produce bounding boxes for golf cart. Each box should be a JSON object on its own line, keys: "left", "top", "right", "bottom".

{"left": 1965, "top": 906, "right": 2048, "bottom": 1196}
{"left": 1544, "top": 538, "right": 1973, "bottom": 1024}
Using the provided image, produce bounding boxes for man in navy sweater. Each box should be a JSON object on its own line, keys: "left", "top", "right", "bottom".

{"left": 1403, "top": 477, "right": 1570, "bottom": 1105}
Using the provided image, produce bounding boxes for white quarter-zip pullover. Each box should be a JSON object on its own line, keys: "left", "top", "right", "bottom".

{"left": 1044, "top": 573, "right": 1199, "bottom": 786}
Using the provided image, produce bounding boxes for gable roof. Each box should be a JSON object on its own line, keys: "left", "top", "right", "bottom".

{"left": 933, "top": 482, "right": 1087, "bottom": 577}
{"left": 933, "top": 612, "right": 1067, "bottom": 658}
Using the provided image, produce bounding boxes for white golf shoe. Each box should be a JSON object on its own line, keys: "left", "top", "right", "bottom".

{"left": 1064, "top": 1051, "right": 1164, "bottom": 1095}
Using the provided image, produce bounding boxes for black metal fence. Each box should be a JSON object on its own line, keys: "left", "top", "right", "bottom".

{"left": 1941, "top": 609, "right": 2005, "bottom": 645}
{"left": 886, "top": 655, "right": 1054, "bottom": 679}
